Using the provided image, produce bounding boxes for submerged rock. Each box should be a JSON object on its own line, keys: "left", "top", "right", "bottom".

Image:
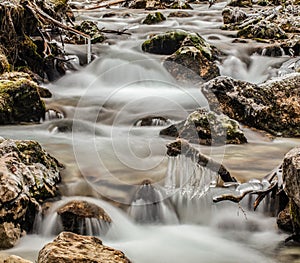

{"left": 38, "top": 231, "right": 132, "bottom": 263}
{"left": 0, "top": 139, "right": 62, "bottom": 248}
{"left": 142, "top": 12, "right": 166, "bottom": 24}
{"left": 168, "top": 11, "right": 192, "bottom": 17}
{"left": 202, "top": 74, "right": 300, "bottom": 137}
{"left": 160, "top": 109, "right": 247, "bottom": 145}
{"left": 0, "top": 76, "right": 45, "bottom": 124}
{"left": 57, "top": 200, "right": 112, "bottom": 236}
{"left": 1, "top": 254, "right": 33, "bottom": 263}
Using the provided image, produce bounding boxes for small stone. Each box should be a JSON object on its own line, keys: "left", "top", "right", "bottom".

{"left": 142, "top": 12, "right": 166, "bottom": 24}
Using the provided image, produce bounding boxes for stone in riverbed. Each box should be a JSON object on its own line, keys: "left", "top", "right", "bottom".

{"left": 142, "top": 12, "right": 166, "bottom": 24}
{"left": 164, "top": 45, "right": 220, "bottom": 81}
{"left": 142, "top": 31, "right": 188, "bottom": 55}
{"left": 1, "top": 254, "right": 33, "bottom": 263}
{"left": 143, "top": 31, "right": 220, "bottom": 81}
{"left": 37, "top": 231, "right": 132, "bottom": 263}
{"left": 57, "top": 200, "right": 112, "bottom": 236}
{"left": 202, "top": 74, "right": 300, "bottom": 137}
{"left": 222, "top": 7, "right": 247, "bottom": 25}
{"left": 237, "top": 21, "right": 287, "bottom": 40}
{"left": 0, "top": 222, "right": 21, "bottom": 249}
{"left": 0, "top": 76, "right": 45, "bottom": 124}
{"left": 0, "top": 139, "right": 62, "bottom": 248}
{"left": 160, "top": 109, "right": 247, "bottom": 145}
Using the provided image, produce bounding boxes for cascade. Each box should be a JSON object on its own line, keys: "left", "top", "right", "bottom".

{"left": 164, "top": 155, "right": 219, "bottom": 199}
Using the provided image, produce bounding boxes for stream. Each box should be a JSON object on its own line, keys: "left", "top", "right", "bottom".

{"left": 1, "top": 1, "right": 300, "bottom": 262}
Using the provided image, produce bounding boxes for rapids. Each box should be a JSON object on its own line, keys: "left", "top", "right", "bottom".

{"left": 1, "top": 1, "right": 299, "bottom": 262}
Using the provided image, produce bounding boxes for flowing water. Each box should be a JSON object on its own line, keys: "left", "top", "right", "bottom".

{"left": 1, "top": 1, "right": 300, "bottom": 262}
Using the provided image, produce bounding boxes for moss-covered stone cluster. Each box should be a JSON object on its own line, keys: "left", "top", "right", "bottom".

{"left": 142, "top": 30, "right": 220, "bottom": 81}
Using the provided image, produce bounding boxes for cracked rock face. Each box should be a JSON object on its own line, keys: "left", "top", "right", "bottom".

{"left": 0, "top": 139, "right": 62, "bottom": 248}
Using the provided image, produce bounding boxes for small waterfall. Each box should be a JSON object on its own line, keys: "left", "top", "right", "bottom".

{"left": 37, "top": 197, "right": 136, "bottom": 239}
{"left": 164, "top": 155, "right": 219, "bottom": 199}
{"left": 128, "top": 180, "right": 179, "bottom": 224}
{"left": 44, "top": 109, "right": 64, "bottom": 121}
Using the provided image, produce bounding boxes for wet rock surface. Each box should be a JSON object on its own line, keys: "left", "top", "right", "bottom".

{"left": 38, "top": 231, "right": 132, "bottom": 263}
{"left": 57, "top": 200, "right": 112, "bottom": 236}
{"left": 142, "top": 12, "right": 166, "bottom": 24}
{"left": 0, "top": 139, "right": 62, "bottom": 248}
{"left": 143, "top": 30, "right": 220, "bottom": 81}
{"left": 160, "top": 109, "right": 247, "bottom": 145}
{"left": 0, "top": 73, "right": 45, "bottom": 124}
{"left": 221, "top": 4, "right": 300, "bottom": 56}
{"left": 202, "top": 74, "right": 300, "bottom": 137}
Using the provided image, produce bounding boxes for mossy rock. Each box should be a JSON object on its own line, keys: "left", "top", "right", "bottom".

{"left": 142, "top": 30, "right": 188, "bottom": 55}
{"left": 142, "top": 12, "right": 166, "bottom": 24}
{"left": 66, "top": 21, "right": 105, "bottom": 44}
{"left": 238, "top": 21, "right": 287, "bottom": 40}
{"left": 222, "top": 7, "right": 247, "bottom": 25}
{"left": 160, "top": 109, "right": 247, "bottom": 145}
{"left": 0, "top": 77, "right": 45, "bottom": 124}
{"left": 202, "top": 74, "right": 300, "bottom": 137}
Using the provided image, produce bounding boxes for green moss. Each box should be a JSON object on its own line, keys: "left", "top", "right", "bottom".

{"left": 0, "top": 77, "right": 45, "bottom": 124}
{"left": 142, "top": 30, "right": 188, "bottom": 54}
{"left": 142, "top": 12, "right": 166, "bottom": 25}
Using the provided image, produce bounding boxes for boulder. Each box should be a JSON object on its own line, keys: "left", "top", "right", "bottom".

{"left": 0, "top": 223, "right": 21, "bottom": 249}
{"left": 142, "top": 12, "right": 166, "bottom": 24}
{"left": 0, "top": 139, "right": 62, "bottom": 248}
{"left": 237, "top": 21, "right": 287, "bottom": 40}
{"left": 143, "top": 31, "right": 220, "bottom": 81}
{"left": 0, "top": 76, "right": 45, "bottom": 124}
{"left": 65, "top": 21, "right": 105, "bottom": 44}
{"left": 142, "top": 31, "right": 188, "bottom": 55}
{"left": 283, "top": 147, "right": 300, "bottom": 233}
{"left": 160, "top": 109, "right": 247, "bottom": 145}
{"left": 202, "top": 74, "right": 300, "bottom": 137}
{"left": 37, "top": 231, "right": 132, "bottom": 263}
{"left": 222, "top": 7, "right": 247, "bottom": 25}
{"left": 164, "top": 45, "right": 220, "bottom": 81}
{"left": 57, "top": 200, "right": 112, "bottom": 236}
